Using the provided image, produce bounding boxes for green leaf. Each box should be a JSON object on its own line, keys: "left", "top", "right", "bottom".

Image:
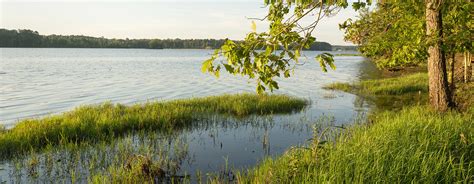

{"left": 223, "top": 64, "right": 234, "bottom": 73}
{"left": 214, "top": 65, "right": 221, "bottom": 78}
{"left": 284, "top": 70, "right": 290, "bottom": 78}
{"left": 316, "top": 53, "right": 336, "bottom": 73}
{"left": 256, "top": 84, "right": 266, "bottom": 94}
{"left": 251, "top": 21, "right": 257, "bottom": 32}
{"left": 270, "top": 81, "right": 279, "bottom": 90}
{"left": 201, "top": 58, "right": 213, "bottom": 73}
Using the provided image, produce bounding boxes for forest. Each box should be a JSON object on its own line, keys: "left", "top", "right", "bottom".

{"left": 0, "top": 28, "right": 333, "bottom": 50}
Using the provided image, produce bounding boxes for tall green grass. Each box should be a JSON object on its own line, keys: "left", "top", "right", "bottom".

{"left": 0, "top": 94, "right": 307, "bottom": 159}
{"left": 229, "top": 73, "right": 473, "bottom": 183}
{"left": 324, "top": 73, "right": 429, "bottom": 109}
{"left": 63, "top": 73, "right": 474, "bottom": 183}
{"left": 324, "top": 72, "right": 428, "bottom": 95}
{"left": 235, "top": 106, "right": 473, "bottom": 183}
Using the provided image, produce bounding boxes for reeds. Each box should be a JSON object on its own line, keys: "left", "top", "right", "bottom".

{"left": 323, "top": 72, "right": 428, "bottom": 95}
{"left": 0, "top": 93, "right": 307, "bottom": 159}
{"left": 235, "top": 106, "right": 473, "bottom": 183}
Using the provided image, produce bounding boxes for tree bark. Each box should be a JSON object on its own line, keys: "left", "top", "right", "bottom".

{"left": 450, "top": 53, "right": 455, "bottom": 92}
{"left": 425, "top": 0, "right": 453, "bottom": 111}
{"left": 465, "top": 51, "right": 470, "bottom": 83}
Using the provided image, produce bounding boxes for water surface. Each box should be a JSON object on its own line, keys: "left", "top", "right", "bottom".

{"left": 0, "top": 48, "right": 378, "bottom": 182}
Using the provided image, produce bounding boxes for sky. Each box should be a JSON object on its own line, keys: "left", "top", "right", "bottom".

{"left": 0, "top": 0, "right": 360, "bottom": 45}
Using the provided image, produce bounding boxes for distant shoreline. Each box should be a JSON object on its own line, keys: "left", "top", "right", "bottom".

{"left": 0, "top": 28, "right": 356, "bottom": 51}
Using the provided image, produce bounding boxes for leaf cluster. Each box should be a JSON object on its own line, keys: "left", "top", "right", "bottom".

{"left": 341, "top": 1, "right": 473, "bottom": 69}
{"left": 202, "top": 0, "right": 360, "bottom": 94}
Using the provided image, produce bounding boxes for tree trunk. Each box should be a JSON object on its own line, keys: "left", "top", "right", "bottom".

{"left": 465, "top": 51, "right": 470, "bottom": 83}
{"left": 425, "top": 0, "right": 453, "bottom": 111}
{"left": 450, "top": 53, "right": 455, "bottom": 92}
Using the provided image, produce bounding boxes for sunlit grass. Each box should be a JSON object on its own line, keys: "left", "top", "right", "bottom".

{"left": 219, "top": 73, "right": 473, "bottom": 183}
{"left": 0, "top": 93, "right": 308, "bottom": 159}
{"left": 324, "top": 72, "right": 428, "bottom": 95}
{"left": 86, "top": 105, "right": 474, "bottom": 183}
{"left": 234, "top": 106, "right": 474, "bottom": 183}
{"left": 324, "top": 73, "right": 429, "bottom": 109}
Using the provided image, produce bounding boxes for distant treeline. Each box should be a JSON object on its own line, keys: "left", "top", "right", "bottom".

{"left": 332, "top": 45, "right": 358, "bottom": 51}
{"left": 0, "top": 29, "right": 334, "bottom": 50}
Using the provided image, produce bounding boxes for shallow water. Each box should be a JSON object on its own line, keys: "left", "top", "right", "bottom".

{"left": 0, "top": 48, "right": 379, "bottom": 183}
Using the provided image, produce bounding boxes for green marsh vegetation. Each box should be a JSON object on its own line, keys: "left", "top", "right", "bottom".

{"left": 9, "top": 130, "right": 192, "bottom": 183}
{"left": 0, "top": 94, "right": 308, "bottom": 159}
{"left": 324, "top": 73, "right": 429, "bottom": 110}
{"left": 223, "top": 71, "right": 473, "bottom": 183}
{"left": 2, "top": 0, "right": 472, "bottom": 183}
{"left": 233, "top": 105, "right": 473, "bottom": 183}
{"left": 201, "top": 0, "right": 472, "bottom": 182}
{"left": 83, "top": 71, "right": 473, "bottom": 183}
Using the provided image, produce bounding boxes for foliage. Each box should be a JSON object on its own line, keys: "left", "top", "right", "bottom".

{"left": 0, "top": 29, "right": 225, "bottom": 49}
{"left": 341, "top": 2, "right": 427, "bottom": 68}
{"left": 0, "top": 94, "right": 307, "bottom": 159}
{"left": 202, "top": 0, "right": 365, "bottom": 94}
{"left": 442, "top": 3, "right": 474, "bottom": 55}
{"left": 341, "top": 1, "right": 473, "bottom": 69}
{"left": 235, "top": 105, "right": 473, "bottom": 183}
{"left": 0, "top": 28, "right": 333, "bottom": 50}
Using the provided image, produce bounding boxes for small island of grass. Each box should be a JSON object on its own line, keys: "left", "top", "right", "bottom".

{"left": 0, "top": 94, "right": 308, "bottom": 159}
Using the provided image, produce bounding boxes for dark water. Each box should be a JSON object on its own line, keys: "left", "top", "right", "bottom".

{"left": 0, "top": 48, "right": 379, "bottom": 183}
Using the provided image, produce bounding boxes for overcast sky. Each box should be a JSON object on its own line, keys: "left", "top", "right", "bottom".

{"left": 0, "top": 0, "right": 360, "bottom": 45}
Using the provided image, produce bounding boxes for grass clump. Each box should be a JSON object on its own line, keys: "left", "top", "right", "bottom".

{"left": 0, "top": 93, "right": 307, "bottom": 159}
{"left": 324, "top": 73, "right": 429, "bottom": 109}
{"left": 235, "top": 106, "right": 473, "bottom": 183}
{"left": 324, "top": 72, "right": 428, "bottom": 95}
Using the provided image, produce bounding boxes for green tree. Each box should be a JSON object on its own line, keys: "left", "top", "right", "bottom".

{"left": 202, "top": 0, "right": 349, "bottom": 94}
{"left": 202, "top": 0, "right": 471, "bottom": 112}
{"left": 148, "top": 39, "right": 163, "bottom": 49}
{"left": 341, "top": 1, "right": 472, "bottom": 111}
{"left": 340, "top": 2, "right": 427, "bottom": 69}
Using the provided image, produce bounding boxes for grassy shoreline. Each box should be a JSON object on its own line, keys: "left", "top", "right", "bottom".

{"left": 235, "top": 106, "right": 473, "bottom": 183}
{"left": 85, "top": 73, "right": 473, "bottom": 183}
{"left": 0, "top": 94, "right": 308, "bottom": 159}
{"left": 323, "top": 73, "right": 429, "bottom": 110}
{"left": 231, "top": 73, "right": 473, "bottom": 183}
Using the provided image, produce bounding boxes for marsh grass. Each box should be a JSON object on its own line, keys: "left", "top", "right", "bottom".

{"left": 324, "top": 72, "right": 473, "bottom": 111}
{"left": 223, "top": 73, "right": 474, "bottom": 183}
{"left": 0, "top": 94, "right": 307, "bottom": 159}
{"left": 324, "top": 72, "right": 428, "bottom": 95}
{"left": 234, "top": 106, "right": 474, "bottom": 183}
{"left": 7, "top": 130, "right": 193, "bottom": 183}
{"left": 324, "top": 73, "right": 429, "bottom": 109}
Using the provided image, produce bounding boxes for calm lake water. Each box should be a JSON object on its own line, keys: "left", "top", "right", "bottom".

{"left": 0, "top": 48, "right": 379, "bottom": 183}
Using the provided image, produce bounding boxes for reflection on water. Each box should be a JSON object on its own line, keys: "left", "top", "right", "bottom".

{"left": 0, "top": 48, "right": 379, "bottom": 183}
{"left": 0, "top": 114, "right": 352, "bottom": 183}
{"left": 1, "top": 48, "right": 372, "bottom": 126}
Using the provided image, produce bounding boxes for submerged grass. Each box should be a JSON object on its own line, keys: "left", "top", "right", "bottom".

{"left": 0, "top": 93, "right": 307, "bottom": 159}
{"left": 236, "top": 106, "right": 473, "bottom": 183}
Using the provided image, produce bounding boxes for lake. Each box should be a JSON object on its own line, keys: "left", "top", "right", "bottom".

{"left": 0, "top": 48, "right": 379, "bottom": 182}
